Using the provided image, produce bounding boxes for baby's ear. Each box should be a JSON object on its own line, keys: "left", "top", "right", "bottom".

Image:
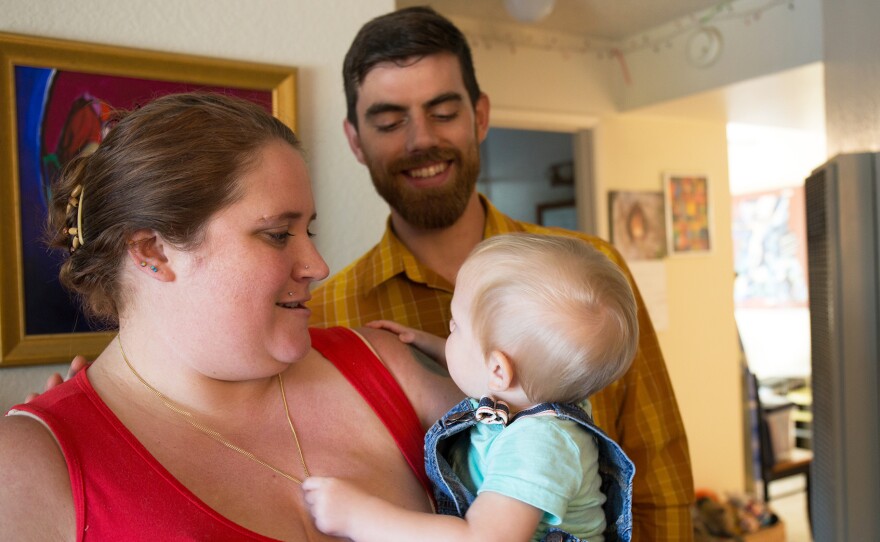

{"left": 487, "top": 350, "right": 515, "bottom": 392}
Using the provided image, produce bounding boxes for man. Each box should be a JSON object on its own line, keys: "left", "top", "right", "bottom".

{"left": 310, "top": 6, "right": 694, "bottom": 541}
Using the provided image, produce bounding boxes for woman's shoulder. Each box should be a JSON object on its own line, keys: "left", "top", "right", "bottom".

{"left": 0, "top": 411, "right": 69, "bottom": 471}
{"left": 354, "top": 326, "right": 463, "bottom": 429}
{"left": 0, "top": 413, "right": 75, "bottom": 538}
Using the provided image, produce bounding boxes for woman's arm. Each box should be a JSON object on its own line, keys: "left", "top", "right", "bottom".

{"left": 356, "top": 326, "right": 463, "bottom": 430}
{"left": 303, "top": 476, "right": 543, "bottom": 542}
{"left": 0, "top": 415, "right": 76, "bottom": 540}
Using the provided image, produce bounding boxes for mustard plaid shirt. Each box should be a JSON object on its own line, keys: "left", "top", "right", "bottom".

{"left": 310, "top": 195, "right": 694, "bottom": 541}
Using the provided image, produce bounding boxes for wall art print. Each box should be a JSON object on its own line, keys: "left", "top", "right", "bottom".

{"left": 664, "top": 172, "right": 711, "bottom": 255}
{"left": 732, "top": 186, "right": 808, "bottom": 308}
{"left": 608, "top": 190, "right": 667, "bottom": 260}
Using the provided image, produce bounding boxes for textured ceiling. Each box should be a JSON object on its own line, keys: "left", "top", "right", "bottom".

{"left": 395, "top": 0, "right": 717, "bottom": 40}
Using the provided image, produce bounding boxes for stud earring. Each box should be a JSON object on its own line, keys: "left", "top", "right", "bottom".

{"left": 140, "top": 261, "right": 147, "bottom": 267}
{"left": 149, "top": 265, "right": 159, "bottom": 273}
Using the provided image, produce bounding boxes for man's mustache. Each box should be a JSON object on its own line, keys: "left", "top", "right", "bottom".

{"left": 392, "top": 147, "right": 459, "bottom": 172}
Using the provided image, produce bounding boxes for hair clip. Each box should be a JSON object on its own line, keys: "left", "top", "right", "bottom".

{"left": 68, "top": 184, "right": 85, "bottom": 252}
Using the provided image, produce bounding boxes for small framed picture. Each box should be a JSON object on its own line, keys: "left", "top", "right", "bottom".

{"left": 664, "top": 173, "right": 711, "bottom": 255}
{"left": 608, "top": 190, "right": 667, "bottom": 260}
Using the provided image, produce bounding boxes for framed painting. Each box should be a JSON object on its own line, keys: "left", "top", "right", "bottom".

{"left": 664, "top": 172, "right": 711, "bottom": 255}
{"left": 608, "top": 190, "right": 667, "bottom": 260}
{"left": 732, "top": 186, "right": 808, "bottom": 308}
{"left": 0, "top": 32, "right": 297, "bottom": 366}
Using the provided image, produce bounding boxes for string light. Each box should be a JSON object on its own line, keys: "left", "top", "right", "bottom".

{"left": 464, "top": 0, "right": 797, "bottom": 60}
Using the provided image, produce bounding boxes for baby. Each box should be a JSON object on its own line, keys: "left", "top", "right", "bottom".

{"left": 304, "top": 233, "right": 638, "bottom": 542}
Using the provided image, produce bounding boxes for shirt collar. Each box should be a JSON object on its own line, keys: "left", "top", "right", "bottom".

{"left": 480, "top": 193, "right": 525, "bottom": 237}
{"left": 363, "top": 215, "right": 451, "bottom": 294}
{"left": 365, "top": 192, "right": 522, "bottom": 294}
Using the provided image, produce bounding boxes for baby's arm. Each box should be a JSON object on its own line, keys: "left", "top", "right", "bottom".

{"left": 302, "top": 476, "right": 543, "bottom": 542}
{"left": 366, "top": 320, "right": 448, "bottom": 367}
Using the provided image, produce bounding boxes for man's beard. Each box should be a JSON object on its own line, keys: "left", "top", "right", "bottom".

{"left": 367, "top": 143, "right": 480, "bottom": 230}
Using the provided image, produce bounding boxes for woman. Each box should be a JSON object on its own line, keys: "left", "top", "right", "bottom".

{"left": 0, "top": 92, "right": 462, "bottom": 540}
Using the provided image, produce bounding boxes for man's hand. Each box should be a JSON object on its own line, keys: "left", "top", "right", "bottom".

{"left": 24, "top": 356, "right": 90, "bottom": 403}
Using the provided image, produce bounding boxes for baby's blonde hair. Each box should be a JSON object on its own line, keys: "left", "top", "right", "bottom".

{"left": 458, "top": 233, "right": 638, "bottom": 404}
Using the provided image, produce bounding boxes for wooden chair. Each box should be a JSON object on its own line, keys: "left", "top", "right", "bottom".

{"left": 753, "top": 373, "right": 812, "bottom": 519}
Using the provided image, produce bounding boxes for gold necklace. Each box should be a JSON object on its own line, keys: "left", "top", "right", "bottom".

{"left": 118, "top": 337, "right": 309, "bottom": 484}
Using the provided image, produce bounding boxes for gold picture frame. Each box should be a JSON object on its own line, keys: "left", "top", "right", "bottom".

{"left": 0, "top": 32, "right": 297, "bottom": 366}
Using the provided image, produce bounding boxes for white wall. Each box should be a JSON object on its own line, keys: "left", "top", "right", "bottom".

{"left": 0, "top": 0, "right": 394, "bottom": 410}
{"left": 727, "top": 123, "right": 826, "bottom": 381}
{"left": 616, "top": 0, "right": 823, "bottom": 111}
{"left": 823, "top": 0, "right": 880, "bottom": 154}
{"left": 455, "top": 16, "right": 617, "bottom": 119}
{"left": 0, "top": 0, "right": 394, "bottom": 287}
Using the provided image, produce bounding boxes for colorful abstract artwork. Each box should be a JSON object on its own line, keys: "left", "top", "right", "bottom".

{"left": 732, "top": 187, "right": 808, "bottom": 307}
{"left": 15, "top": 67, "right": 272, "bottom": 335}
{"left": 664, "top": 173, "right": 711, "bottom": 255}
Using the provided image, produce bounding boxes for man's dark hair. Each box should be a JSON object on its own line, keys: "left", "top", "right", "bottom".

{"left": 342, "top": 6, "right": 482, "bottom": 128}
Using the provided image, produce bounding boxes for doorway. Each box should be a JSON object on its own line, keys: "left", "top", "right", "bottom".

{"left": 728, "top": 122, "right": 825, "bottom": 542}
{"left": 479, "top": 127, "right": 589, "bottom": 231}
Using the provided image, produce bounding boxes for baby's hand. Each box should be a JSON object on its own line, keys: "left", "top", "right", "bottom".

{"left": 302, "top": 476, "right": 366, "bottom": 537}
{"left": 366, "top": 320, "right": 448, "bottom": 367}
{"left": 365, "top": 320, "right": 420, "bottom": 344}
{"left": 25, "top": 355, "right": 90, "bottom": 403}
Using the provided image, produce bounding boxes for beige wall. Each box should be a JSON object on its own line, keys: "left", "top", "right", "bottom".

{"left": 595, "top": 115, "right": 743, "bottom": 493}
{"left": 466, "top": 15, "right": 746, "bottom": 493}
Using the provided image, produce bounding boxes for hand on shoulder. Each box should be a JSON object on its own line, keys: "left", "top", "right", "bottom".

{"left": 24, "top": 355, "right": 90, "bottom": 403}
{"left": 365, "top": 320, "right": 448, "bottom": 367}
{"left": 356, "top": 326, "right": 463, "bottom": 429}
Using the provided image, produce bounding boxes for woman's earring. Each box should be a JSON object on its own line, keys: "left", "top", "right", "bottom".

{"left": 140, "top": 261, "right": 147, "bottom": 267}
{"left": 149, "top": 265, "right": 159, "bottom": 273}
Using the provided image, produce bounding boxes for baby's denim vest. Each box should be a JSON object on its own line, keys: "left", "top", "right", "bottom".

{"left": 424, "top": 399, "right": 634, "bottom": 542}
